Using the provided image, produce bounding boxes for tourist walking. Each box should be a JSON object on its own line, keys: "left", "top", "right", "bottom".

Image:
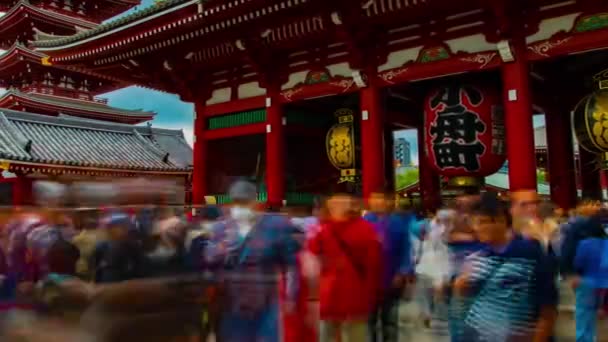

{"left": 308, "top": 193, "right": 382, "bottom": 342}
{"left": 454, "top": 192, "right": 558, "bottom": 342}
{"left": 204, "top": 180, "right": 300, "bottom": 342}
{"left": 364, "top": 191, "right": 414, "bottom": 342}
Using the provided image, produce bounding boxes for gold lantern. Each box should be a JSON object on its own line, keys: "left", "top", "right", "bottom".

{"left": 326, "top": 108, "right": 358, "bottom": 183}
{"left": 573, "top": 68, "right": 608, "bottom": 169}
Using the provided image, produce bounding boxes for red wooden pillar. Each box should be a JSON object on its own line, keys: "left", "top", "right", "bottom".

{"left": 579, "top": 147, "right": 601, "bottom": 200}
{"left": 545, "top": 112, "right": 577, "bottom": 210}
{"left": 360, "top": 83, "right": 386, "bottom": 199}
{"left": 417, "top": 127, "right": 441, "bottom": 212}
{"left": 265, "top": 90, "right": 286, "bottom": 208}
{"left": 502, "top": 36, "right": 537, "bottom": 192}
{"left": 384, "top": 126, "right": 395, "bottom": 192}
{"left": 192, "top": 101, "right": 207, "bottom": 206}
{"left": 13, "top": 173, "right": 31, "bottom": 206}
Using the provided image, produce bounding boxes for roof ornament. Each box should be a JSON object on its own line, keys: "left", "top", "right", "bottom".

{"left": 41, "top": 56, "right": 52, "bottom": 66}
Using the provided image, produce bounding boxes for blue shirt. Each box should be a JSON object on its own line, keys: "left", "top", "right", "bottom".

{"left": 364, "top": 212, "right": 414, "bottom": 290}
{"left": 463, "top": 236, "right": 558, "bottom": 341}
{"left": 575, "top": 238, "right": 608, "bottom": 288}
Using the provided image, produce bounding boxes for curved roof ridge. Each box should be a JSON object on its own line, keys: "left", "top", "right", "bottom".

{"left": 0, "top": 43, "right": 45, "bottom": 60}
{"left": 3, "top": 109, "right": 139, "bottom": 134}
{"left": 32, "top": 27, "right": 73, "bottom": 42}
{"left": 133, "top": 128, "right": 172, "bottom": 163}
{"left": 33, "top": 0, "right": 198, "bottom": 48}
{"left": 1, "top": 0, "right": 98, "bottom": 30}
{"left": 0, "top": 111, "right": 31, "bottom": 154}
{"left": 2, "top": 90, "right": 156, "bottom": 119}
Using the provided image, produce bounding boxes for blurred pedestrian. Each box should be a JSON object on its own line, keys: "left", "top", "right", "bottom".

{"left": 204, "top": 180, "right": 300, "bottom": 342}
{"left": 364, "top": 191, "right": 414, "bottom": 342}
{"left": 454, "top": 192, "right": 558, "bottom": 342}
{"left": 308, "top": 193, "right": 382, "bottom": 342}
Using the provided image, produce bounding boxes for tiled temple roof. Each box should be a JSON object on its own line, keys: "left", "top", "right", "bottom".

{"left": 0, "top": 110, "right": 192, "bottom": 173}
{"left": 1, "top": 0, "right": 98, "bottom": 31}
{"left": 33, "top": 0, "right": 198, "bottom": 48}
{"left": 0, "top": 90, "right": 155, "bottom": 123}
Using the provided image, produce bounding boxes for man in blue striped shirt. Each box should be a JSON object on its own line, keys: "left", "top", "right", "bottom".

{"left": 453, "top": 192, "right": 558, "bottom": 342}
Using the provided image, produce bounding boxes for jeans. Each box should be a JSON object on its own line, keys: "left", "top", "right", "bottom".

{"left": 368, "top": 294, "right": 399, "bottom": 342}
{"left": 319, "top": 320, "right": 368, "bottom": 342}
{"left": 575, "top": 282, "right": 599, "bottom": 342}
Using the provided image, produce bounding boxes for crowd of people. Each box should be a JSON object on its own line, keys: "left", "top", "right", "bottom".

{"left": 0, "top": 178, "right": 607, "bottom": 341}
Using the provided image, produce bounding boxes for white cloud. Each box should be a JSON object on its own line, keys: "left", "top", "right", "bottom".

{"left": 152, "top": 122, "right": 194, "bottom": 147}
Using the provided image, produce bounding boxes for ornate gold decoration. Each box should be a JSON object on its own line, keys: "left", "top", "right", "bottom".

{"left": 459, "top": 52, "right": 497, "bottom": 69}
{"left": 41, "top": 57, "right": 52, "bottom": 66}
{"left": 573, "top": 69, "right": 608, "bottom": 158}
{"left": 527, "top": 37, "right": 571, "bottom": 57}
{"left": 0, "top": 160, "right": 10, "bottom": 170}
{"left": 380, "top": 68, "right": 409, "bottom": 84}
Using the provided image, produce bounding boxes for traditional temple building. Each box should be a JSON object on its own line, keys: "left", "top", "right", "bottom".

{"left": 33, "top": 0, "right": 608, "bottom": 210}
{"left": 0, "top": 0, "right": 193, "bottom": 206}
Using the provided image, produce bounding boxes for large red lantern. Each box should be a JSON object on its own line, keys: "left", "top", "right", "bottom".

{"left": 424, "top": 84, "right": 506, "bottom": 179}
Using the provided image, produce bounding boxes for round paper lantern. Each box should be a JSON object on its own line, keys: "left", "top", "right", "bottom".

{"left": 573, "top": 89, "right": 608, "bottom": 153}
{"left": 424, "top": 84, "right": 506, "bottom": 178}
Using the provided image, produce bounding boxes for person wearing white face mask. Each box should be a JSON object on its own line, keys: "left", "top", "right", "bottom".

{"left": 204, "top": 180, "right": 300, "bottom": 342}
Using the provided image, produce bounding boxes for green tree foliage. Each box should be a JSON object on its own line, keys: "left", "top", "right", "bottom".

{"left": 396, "top": 167, "right": 420, "bottom": 190}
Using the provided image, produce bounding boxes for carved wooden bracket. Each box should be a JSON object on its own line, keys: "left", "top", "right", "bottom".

{"left": 329, "top": 0, "right": 389, "bottom": 74}
{"left": 238, "top": 36, "right": 288, "bottom": 91}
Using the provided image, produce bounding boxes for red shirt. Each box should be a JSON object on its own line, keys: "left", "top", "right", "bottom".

{"left": 308, "top": 218, "right": 382, "bottom": 321}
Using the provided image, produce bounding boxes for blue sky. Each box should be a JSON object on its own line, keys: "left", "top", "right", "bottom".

{"left": 104, "top": 0, "right": 195, "bottom": 144}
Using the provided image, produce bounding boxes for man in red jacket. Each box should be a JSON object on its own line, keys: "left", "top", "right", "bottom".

{"left": 308, "top": 193, "right": 383, "bottom": 342}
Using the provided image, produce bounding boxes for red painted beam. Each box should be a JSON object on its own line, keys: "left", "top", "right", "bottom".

{"left": 205, "top": 96, "right": 266, "bottom": 116}
{"left": 527, "top": 28, "right": 608, "bottom": 61}
{"left": 203, "top": 123, "right": 266, "bottom": 140}
{"left": 279, "top": 77, "right": 360, "bottom": 103}
{"left": 286, "top": 125, "right": 326, "bottom": 138}
{"left": 386, "top": 110, "right": 418, "bottom": 128}
{"left": 378, "top": 50, "right": 501, "bottom": 86}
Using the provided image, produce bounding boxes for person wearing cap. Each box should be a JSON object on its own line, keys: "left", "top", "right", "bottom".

{"left": 204, "top": 180, "right": 300, "bottom": 342}
{"left": 93, "top": 212, "right": 145, "bottom": 283}
{"left": 453, "top": 192, "right": 557, "bottom": 342}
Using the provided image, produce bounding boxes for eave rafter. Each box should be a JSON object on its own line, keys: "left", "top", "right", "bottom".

{"left": 329, "top": 0, "right": 390, "bottom": 74}
{"left": 235, "top": 35, "right": 288, "bottom": 89}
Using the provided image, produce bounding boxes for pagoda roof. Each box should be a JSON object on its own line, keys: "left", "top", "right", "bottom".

{"left": 33, "top": 0, "right": 198, "bottom": 49}
{"left": 0, "top": 1, "right": 141, "bottom": 22}
{"left": 0, "top": 44, "right": 126, "bottom": 94}
{"left": 0, "top": 1, "right": 98, "bottom": 32}
{"left": 0, "top": 90, "right": 156, "bottom": 124}
{"left": 0, "top": 109, "right": 191, "bottom": 173}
